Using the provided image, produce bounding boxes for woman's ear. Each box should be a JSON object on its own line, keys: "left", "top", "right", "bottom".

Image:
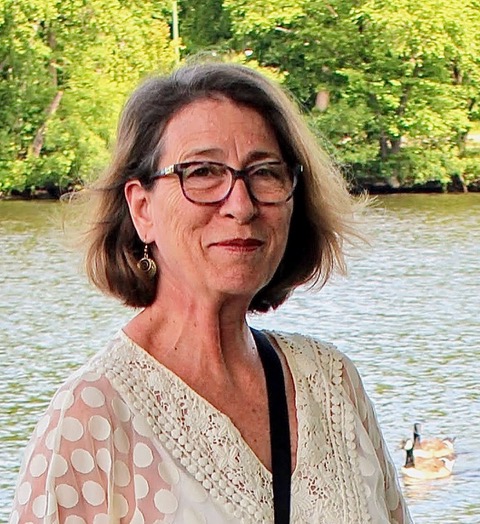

{"left": 124, "top": 180, "right": 155, "bottom": 243}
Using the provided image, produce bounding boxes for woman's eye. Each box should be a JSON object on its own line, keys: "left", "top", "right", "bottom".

{"left": 251, "top": 165, "right": 282, "bottom": 179}
{"left": 188, "top": 166, "right": 210, "bottom": 177}
{"left": 187, "top": 165, "right": 214, "bottom": 177}
{"left": 185, "top": 163, "right": 226, "bottom": 178}
{"left": 255, "top": 168, "right": 275, "bottom": 176}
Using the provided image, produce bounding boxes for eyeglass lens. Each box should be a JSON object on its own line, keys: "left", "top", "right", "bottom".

{"left": 181, "top": 162, "right": 295, "bottom": 204}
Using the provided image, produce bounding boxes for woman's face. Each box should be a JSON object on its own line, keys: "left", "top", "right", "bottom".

{"left": 127, "top": 97, "right": 293, "bottom": 305}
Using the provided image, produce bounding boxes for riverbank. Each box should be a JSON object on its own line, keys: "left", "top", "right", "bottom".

{"left": 2, "top": 178, "right": 479, "bottom": 201}
{"left": 353, "top": 176, "right": 480, "bottom": 194}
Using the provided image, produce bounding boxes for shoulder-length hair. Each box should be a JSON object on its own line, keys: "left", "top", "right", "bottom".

{"left": 78, "top": 62, "right": 362, "bottom": 312}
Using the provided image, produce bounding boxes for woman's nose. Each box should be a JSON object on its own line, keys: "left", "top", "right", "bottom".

{"left": 218, "top": 178, "right": 257, "bottom": 223}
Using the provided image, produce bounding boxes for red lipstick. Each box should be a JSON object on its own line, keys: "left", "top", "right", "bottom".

{"left": 212, "top": 238, "right": 263, "bottom": 250}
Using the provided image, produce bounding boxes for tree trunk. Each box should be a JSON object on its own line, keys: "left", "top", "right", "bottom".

{"left": 30, "top": 90, "right": 63, "bottom": 157}
{"left": 380, "top": 133, "right": 389, "bottom": 160}
{"left": 48, "top": 30, "right": 58, "bottom": 88}
{"left": 391, "top": 138, "right": 402, "bottom": 154}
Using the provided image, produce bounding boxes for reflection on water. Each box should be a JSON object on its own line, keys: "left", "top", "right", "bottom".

{"left": 1, "top": 195, "right": 479, "bottom": 522}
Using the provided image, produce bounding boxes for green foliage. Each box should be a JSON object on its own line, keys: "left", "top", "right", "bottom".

{"left": 461, "top": 150, "right": 480, "bottom": 186}
{"left": 0, "top": 0, "right": 176, "bottom": 195}
{"left": 178, "top": 0, "right": 232, "bottom": 53}
{"left": 219, "top": 0, "right": 480, "bottom": 190}
{"left": 378, "top": 148, "right": 462, "bottom": 187}
{"left": 2, "top": 0, "right": 480, "bottom": 194}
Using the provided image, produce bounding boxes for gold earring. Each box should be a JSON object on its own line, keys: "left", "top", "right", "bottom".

{"left": 137, "top": 243, "right": 157, "bottom": 279}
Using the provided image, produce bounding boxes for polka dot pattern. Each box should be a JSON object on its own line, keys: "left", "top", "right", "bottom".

{"left": 113, "top": 460, "right": 131, "bottom": 487}
{"left": 32, "top": 494, "right": 47, "bottom": 518}
{"left": 96, "top": 448, "right": 112, "bottom": 473}
{"left": 112, "top": 398, "right": 130, "bottom": 422}
{"left": 83, "top": 371, "right": 101, "bottom": 382}
{"left": 56, "top": 484, "right": 79, "bottom": 509}
{"left": 133, "top": 442, "right": 153, "bottom": 468}
{"left": 71, "top": 449, "right": 94, "bottom": 474}
{"left": 10, "top": 332, "right": 411, "bottom": 524}
{"left": 51, "top": 453, "right": 68, "bottom": 478}
{"left": 17, "top": 482, "right": 32, "bottom": 505}
{"left": 359, "top": 455, "right": 376, "bottom": 476}
{"left": 12, "top": 366, "right": 202, "bottom": 522}
{"left": 65, "top": 516, "right": 87, "bottom": 524}
{"left": 112, "top": 493, "right": 129, "bottom": 518}
{"left": 88, "top": 415, "right": 111, "bottom": 441}
{"left": 113, "top": 427, "right": 130, "bottom": 453}
{"left": 154, "top": 489, "right": 178, "bottom": 514}
{"left": 131, "top": 508, "right": 145, "bottom": 524}
{"left": 53, "top": 390, "right": 74, "bottom": 411}
{"left": 36, "top": 415, "right": 51, "bottom": 437}
{"left": 81, "top": 387, "right": 105, "bottom": 408}
{"left": 82, "top": 480, "right": 105, "bottom": 506}
{"left": 93, "top": 513, "right": 110, "bottom": 524}
{"left": 132, "top": 415, "right": 151, "bottom": 438}
{"left": 61, "top": 417, "right": 84, "bottom": 442}
{"left": 45, "top": 428, "right": 56, "bottom": 451}
{"left": 29, "top": 454, "right": 47, "bottom": 477}
{"left": 92, "top": 514, "right": 109, "bottom": 524}
{"left": 134, "top": 474, "right": 149, "bottom": 499}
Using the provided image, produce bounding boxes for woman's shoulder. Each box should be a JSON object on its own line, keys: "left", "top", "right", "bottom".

{"left": 59, "top": 330, "right": 147, "bottom": 383}
{"left": 43, "top": 331, "right": 137, "bottom": 414}
{"left": 267, "top": 329, "right": 353, "bottom": 366}
{"left": 267, "top": 329, "right": 363, "bottom": 389}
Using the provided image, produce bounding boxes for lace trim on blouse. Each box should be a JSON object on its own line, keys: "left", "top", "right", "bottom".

{"left": 92, "top": 331, "right": 409, "bottom": 523}
{"left": 98, "top": 331, "right": 272, "bottom": 522}
{"left": 10, "top": 330, "right": 411, "bottom": 523}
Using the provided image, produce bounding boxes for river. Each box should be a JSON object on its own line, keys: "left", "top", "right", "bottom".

{"left": 0, "top": 194, "right": 479, "bottom": 522}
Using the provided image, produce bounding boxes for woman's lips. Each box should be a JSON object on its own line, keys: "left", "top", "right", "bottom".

{"left": 212, "top": 238, "right": 264, "bottom": 250}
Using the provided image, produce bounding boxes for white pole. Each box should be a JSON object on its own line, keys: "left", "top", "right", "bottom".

{"left": 172, "top": 0, "right": 180, "bottom": 64}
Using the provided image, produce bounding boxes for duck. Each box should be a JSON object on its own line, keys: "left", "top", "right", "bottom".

{"left": 411, "top": 422, "right": 455, "bottom": 459}
{"left": 401, "top": 438, "right": 456, "bottom": 480}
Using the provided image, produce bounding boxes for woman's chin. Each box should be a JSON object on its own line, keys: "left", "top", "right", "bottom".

{"left": 207, "top": 276, "right": 268, "bottom": 303}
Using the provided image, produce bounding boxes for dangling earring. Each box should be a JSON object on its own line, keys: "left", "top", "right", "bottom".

{"left": 137, "top": 242, "right": 157, "bottom": 279}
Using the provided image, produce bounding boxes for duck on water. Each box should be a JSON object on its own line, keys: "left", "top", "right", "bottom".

{"left": 400, "top": 422, "right": 455, "bottom": 459}
{"left": 401, "top": 438, "right": 456, "bottom": 480}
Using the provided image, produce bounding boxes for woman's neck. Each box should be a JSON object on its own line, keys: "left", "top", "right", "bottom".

{"left": 124, "top": 286, "right": 259, "bottom": 384}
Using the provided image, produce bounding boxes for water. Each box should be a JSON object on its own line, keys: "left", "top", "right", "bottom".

{"left": 1, "top": 194, "right": 479, "bottom": 522}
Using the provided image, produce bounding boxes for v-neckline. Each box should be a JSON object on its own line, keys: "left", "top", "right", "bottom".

{"left": 117, "top": 329, "right": 300, "bottom": 479}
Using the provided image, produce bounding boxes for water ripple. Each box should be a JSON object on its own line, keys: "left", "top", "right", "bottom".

{"left": 1, "top": 194, "right": 479, "bottom": 522}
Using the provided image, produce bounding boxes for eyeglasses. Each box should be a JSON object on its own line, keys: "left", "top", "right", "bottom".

{"left": 151, "top": 161, "right": 301, "bottom": 205}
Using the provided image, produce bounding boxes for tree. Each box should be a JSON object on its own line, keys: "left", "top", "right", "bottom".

{"left": 222, "top": 0, "right": 480, "bottom": 189}
{"left": 0, "top": 0, "right": 176, "bottom": 195}
{"left": 178, "top": 0, "right": 232, "bottom": 54}
{"left": 3, "top": 0, "right": 479, "bottom": 193}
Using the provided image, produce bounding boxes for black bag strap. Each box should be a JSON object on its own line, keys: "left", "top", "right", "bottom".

{"left": 251, "top": 327, "right": 291, "bottom": 524}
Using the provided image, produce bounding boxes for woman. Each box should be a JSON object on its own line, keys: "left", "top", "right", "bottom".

{"left": 11, "top": 62, "right": 411, "bottom": 523}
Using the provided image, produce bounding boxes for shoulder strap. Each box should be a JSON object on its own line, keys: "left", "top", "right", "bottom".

{"left": 251, "top": 328, "right": 291, "bottom": 524}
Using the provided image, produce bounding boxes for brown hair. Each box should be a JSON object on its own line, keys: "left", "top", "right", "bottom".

{"left": 77, "top": 61, "right": 362, "bottom": 312}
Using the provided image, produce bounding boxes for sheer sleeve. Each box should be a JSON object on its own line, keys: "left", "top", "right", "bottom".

{"left": 340, "top": 354, "right": 413, "bottom": 524}
{"left": 9, "top": 370, "right": 176, "bottom": 523}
